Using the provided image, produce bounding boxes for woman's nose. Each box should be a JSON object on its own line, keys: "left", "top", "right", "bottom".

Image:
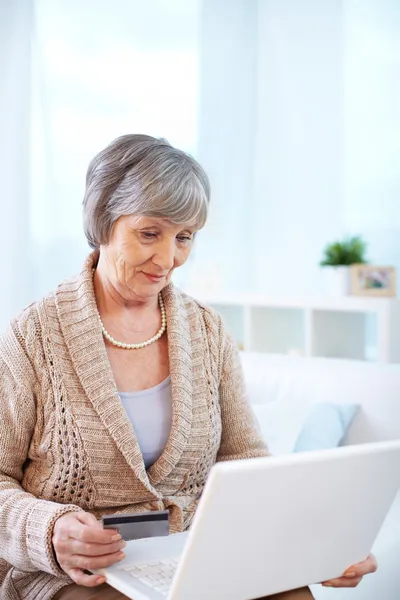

{"left": 153, "top": 239, "right": 176, "bottom": 271}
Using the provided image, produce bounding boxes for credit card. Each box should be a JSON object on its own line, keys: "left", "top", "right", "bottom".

{"left": 101, "top": 510, "right": 169, "bottom": 541}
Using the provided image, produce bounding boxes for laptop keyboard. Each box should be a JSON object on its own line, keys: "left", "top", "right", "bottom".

{"left": 122, "top": 557, "right": 179, "bottom": 596}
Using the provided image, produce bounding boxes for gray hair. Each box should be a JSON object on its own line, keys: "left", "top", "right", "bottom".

{"left": 82, "top": 134, "right": 210, "bottom": 249}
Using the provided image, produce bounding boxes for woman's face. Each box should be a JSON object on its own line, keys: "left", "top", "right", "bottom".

{"left": 100, "top": 215, "right": 197, "bottom": 301}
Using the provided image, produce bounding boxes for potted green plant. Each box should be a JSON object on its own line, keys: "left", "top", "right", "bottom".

{"left": 320, "top": 236, "right": 368, "bottom": 296}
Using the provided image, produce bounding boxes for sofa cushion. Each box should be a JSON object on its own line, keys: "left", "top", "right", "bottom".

{"left": 252, "top": 402, "right": 359, "bottom": 455}
{"left": 293, "top": 403, "right": 359, "bottom": 453}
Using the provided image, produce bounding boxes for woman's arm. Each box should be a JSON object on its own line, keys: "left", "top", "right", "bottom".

{"left": 0, "top": 331, "right": 81, "bottom": 576}
{"left": 216, "top": 319, "right": 269, "bottom": 462}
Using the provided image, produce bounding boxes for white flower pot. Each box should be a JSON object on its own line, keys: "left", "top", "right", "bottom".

{"left": 322, "top": 266, "right": 351, "bottom": 297}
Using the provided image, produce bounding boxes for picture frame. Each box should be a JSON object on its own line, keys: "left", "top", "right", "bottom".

{"left": 350, "top": 265, "right": 397, "bottom": 297}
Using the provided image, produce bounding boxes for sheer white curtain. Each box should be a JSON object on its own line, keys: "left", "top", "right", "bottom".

{"left": 1, "top": 0, "right": 260, "bottom": 332}
{"left": 31, "top": 0, "right": 201, "bottom": 300}
{"left": 0, "top": 0, "right": 202, "bottom": 330}
{"left": 0, "top": 1, "right": 33, "bottom": 330}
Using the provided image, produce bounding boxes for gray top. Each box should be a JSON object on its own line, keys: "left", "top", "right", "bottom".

{"left": 118, "top": 376, "right": 172, "bottom": 469}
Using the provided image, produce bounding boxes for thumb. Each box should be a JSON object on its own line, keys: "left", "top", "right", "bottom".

{"left": 76, "top": 511, "right": 102, "bottom": 529}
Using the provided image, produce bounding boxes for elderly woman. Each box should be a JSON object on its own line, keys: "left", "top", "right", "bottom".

{"left": 0, "top": 135, "right": 376, "bottom": 600}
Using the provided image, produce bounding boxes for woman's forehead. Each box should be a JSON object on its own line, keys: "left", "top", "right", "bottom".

{"left": 122, "top": 214, "right": 198, "bottom": 230}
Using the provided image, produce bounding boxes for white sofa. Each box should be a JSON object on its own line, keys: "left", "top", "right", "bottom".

{"left": 240, "top": 352, "right": 400, "bottom": 600}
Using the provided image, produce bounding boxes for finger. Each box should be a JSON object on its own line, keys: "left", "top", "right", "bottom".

{"left": 76, "top": 512, "right": 103, "bottom": 528}
{"left": 343, "top": 554, "right": 378, "bottom": 578}
{"left": 68, "top": 568, "right": 106, "bottom": 588}
{"left": 75, "top": 512, "right": 120, "bottom": 539}
{"left": 322, "top": 575, "right": 363, "bottom": 588}
{"left": 61, "top": 538, "right": 126, "bottom": 557}
{"left": 69, "top": 522, "right": 121, "bottom": 545}
{"left": 368, "top": 554, "right": 378, "bottom": 573}
{"left": 53, "top": 512, "right": 120, "bottom": 545}
{"left": 73, "top": 550, "right": 126, "bottom": 572}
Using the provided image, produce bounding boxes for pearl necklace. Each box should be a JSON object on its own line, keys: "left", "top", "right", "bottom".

{"left": 94, "top": 271, "right": 167, "bottom": 349}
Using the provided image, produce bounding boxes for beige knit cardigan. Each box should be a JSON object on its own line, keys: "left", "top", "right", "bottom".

{"left": 0, "top": 254, "right": 268, "bottom": 600}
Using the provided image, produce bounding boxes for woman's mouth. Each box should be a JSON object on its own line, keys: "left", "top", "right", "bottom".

{"left": 142, "top": 272, "right": 165, "bottom": 283}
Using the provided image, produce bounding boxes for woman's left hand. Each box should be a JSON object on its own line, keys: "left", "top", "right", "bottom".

{"left": 322, "top": 554, "right": 378, "bottom": 588}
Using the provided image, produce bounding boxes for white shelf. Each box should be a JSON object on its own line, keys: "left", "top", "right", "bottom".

{"left": 188, "top": 291, "right": 397, "bottom": 312}
{"left": 185, "top": 290, "right": 400, "bottom": 363}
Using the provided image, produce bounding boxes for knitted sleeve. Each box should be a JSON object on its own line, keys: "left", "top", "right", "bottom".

{"left": 0, "top": 326, "right": 80, "bottom": 576}
{"left": 216, "top": 320, "right": 269, "bottom": 462}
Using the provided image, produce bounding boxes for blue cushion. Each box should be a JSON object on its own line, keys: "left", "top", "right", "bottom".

{"left": 293, "top": 403, "right": 359, "bottom": 453}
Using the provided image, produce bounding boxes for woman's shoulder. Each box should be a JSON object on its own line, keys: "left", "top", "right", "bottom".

{"left": 0, "top": 299, "right": 45, "bottom": 389}
{"left": 1, "top": 293, "right": 51, "bottom": 365}
{"left": 2, "top": 269, "right": 81, "bottom": 363}
{"left": 176, "top": 288, "right": 223, "bottom": 326}
{"left": 173, "top": 288, "right": 236, "bottom": 381}
{"left": 5, "top": 299, "right": 41, "bottom": 344}
{"left": 7, "top": 288, "right": 55, "bottom": 339}
{"left": 8, "top": 263, "right": 88, "bottom": 337}
{"left": 172, "top": 287, "right": 232, "bottom": 355}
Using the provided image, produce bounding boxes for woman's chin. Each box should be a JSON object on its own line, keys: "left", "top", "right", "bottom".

{"left": 128, "top": 283, "right": 164, "bottom": 302}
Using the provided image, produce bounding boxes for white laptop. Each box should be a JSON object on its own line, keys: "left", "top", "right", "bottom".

{"left": 95, "top": 440, "right": 400, "bottom": 600}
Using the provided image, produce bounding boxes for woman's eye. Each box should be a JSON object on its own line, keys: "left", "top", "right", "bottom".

{"left": 177, "top": 236, "right": 192, "bottom": 243}
{"left": 141, "top": 232, "right": 157, "bottom": 239}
